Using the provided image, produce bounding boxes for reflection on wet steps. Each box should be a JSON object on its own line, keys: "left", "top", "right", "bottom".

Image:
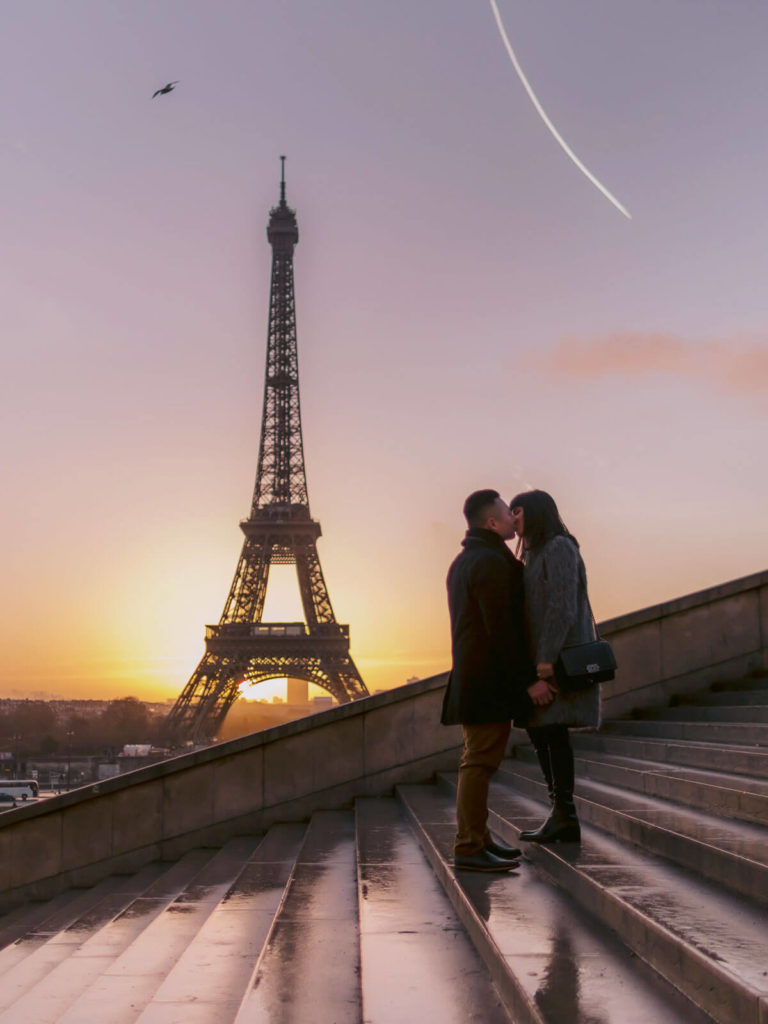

{"left": 496, "top": 757, "right": 768, "bottom": 900}
{"left": 398, "top": 783, "right": 714, "bottom": 1024}
{"left": 0, "top": 679, "right": 767, "bottom": 1023}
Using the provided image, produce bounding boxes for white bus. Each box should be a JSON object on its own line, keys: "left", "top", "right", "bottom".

{"left": 0, "top": 779, "right": 40, "bottom": 801}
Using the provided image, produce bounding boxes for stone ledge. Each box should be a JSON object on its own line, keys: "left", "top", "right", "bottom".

{"left": 2, "top": 568, "right": 767, "bottom": 915}
{"left": 0, "top": 673, "right": 460, "bottom": 914}
{"left": 1, "top": 671, "right": 451, "bottom": 827}
{"left": 0, "top": 745, "right": 460, "bottom": 915}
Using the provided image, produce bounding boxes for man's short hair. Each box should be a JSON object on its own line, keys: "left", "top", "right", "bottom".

{"left": 463, "top": 489, "right": 501, "bottom": 528}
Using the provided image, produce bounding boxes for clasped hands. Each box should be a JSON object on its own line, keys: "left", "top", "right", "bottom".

{"left": 527, "top": 663, "right": 558, "bottom": 706}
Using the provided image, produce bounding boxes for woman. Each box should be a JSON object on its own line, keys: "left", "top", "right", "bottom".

{"left": 509, "top": 489, "right": 600, "bottom": 843}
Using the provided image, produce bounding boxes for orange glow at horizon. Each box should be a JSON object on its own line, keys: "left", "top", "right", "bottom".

{"left": 3, "top": 506, "right": 746, "bottom": 705}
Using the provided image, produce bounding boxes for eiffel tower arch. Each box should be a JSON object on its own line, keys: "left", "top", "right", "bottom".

{"left": 165, "top": 160, "right": 368, "bottom": 744}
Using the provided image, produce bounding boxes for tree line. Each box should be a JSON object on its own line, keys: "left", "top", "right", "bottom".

{"left": 0, "top": 698, "right": 166, "bottom": 757}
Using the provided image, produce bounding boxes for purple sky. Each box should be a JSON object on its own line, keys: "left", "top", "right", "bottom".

{"left": 2, "top": 1, "right": 767, "bottom": 700}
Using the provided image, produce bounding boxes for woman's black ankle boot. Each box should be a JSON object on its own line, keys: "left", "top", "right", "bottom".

{"left": 520, "top": 801, "right": 580, "bottom": 843}
{"left": 519, "top": 817, "right": 550, "bottom": 841}
{"left": 521, "top": 727, "right": 581, "bottom": 842}
{"left": 519, "top": 735, "right": 556, "bottom": 841}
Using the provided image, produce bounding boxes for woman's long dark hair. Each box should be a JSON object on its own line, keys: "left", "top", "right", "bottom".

{"left": 509, "top": 489, "right": 578, "bottom": 553}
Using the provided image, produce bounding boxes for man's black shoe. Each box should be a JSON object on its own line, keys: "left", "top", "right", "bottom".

{"left": 454, "top": 849, "right": 518, "bottom": 872}
{"left": 485, "top": 839, "right": 522, "bottom": 860}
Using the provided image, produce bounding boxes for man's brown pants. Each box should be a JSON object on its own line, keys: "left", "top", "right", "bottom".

{"left": 454, "top": 721, "right": 511, "bottom": 856}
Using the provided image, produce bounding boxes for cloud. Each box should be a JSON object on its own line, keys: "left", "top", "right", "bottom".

{"left": 527, "top": 330, "right": 768, "bottom": 406}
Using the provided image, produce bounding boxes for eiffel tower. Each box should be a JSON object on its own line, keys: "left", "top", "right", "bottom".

{"left": 166, "top": 160, "right": 369, "bottom": 744}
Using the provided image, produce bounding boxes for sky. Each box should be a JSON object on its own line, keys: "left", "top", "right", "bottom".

{"left": 1, "top": 0, "right": 767, "bottom": 704}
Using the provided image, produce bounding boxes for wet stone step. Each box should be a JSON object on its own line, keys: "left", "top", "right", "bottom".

{"left": 133, "top": 824, "right": 307, "bottom": 1024}
{"left": 0, "top": 880, "right": 143, "bottom": 981}
{"left": 56, "top": 839, "right": 261, "bottom": 1024}
{"left": 235, "top": 810, "right": 361, "bottom": 1024}
{"left": 0, "top": 884, "right": 114, "bottom": 958}
{"left": 355, "top": 796, "right": 509, "bottom": 1024}
{"left": 436, "top": 772, "right": 768, "bottom": 1024}
{"left": 516, "top": 744, "right": 768, "bottom": 796}
{"left": 678, "top": 689, "right": 768, "bottom": 707}
{"left": 637, "top": 705, "right": 768, "bottom": 723}
{"left": 497, "top": 760, "right": 768, "bottom": 904}
{"left": 0, "top": 861, "right": 171, "bottom": 1017}
{"left": 0, "top": 883, "right": 170, "bottom": 1024}
{"left": 54, "top": 848, "right": 227, "bottom": 1024}
{"left": 398, "top": 782, "right": 715, "bottom": 1024}
{"left": 570, "top": 732, "right": 768, "bottom": 779}
{"left": 514, "top": 744, "right": 768, "bottom": 826}
{"left": 704, "top": 676, "right": 768, "bottom": 692}
{"left": 601, "top": 719, "right": 768, "bottom": 746}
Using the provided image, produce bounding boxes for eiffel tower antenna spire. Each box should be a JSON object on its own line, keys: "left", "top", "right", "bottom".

{"left": 165, "top": 161, "right": 368, "bottom": 744}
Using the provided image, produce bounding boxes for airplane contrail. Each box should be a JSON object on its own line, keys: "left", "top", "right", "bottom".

{"left": 488, "top": 0, "right": 632, "bottom": 220}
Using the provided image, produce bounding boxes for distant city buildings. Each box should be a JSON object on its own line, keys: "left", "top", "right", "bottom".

{"left": 1, "top": 688, "right": 376, "bottom": 792}
{"left": 0, "top": 697, "right": 109, "bottom": 718}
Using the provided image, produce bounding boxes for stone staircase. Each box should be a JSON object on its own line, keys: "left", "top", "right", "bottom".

{"left": 1, "top": 677, "right": 767, "bottom": 1024}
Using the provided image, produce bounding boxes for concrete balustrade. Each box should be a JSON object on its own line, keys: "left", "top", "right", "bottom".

{"left": 1, "top": 568, "right": 766, "bottom": 914}
{"left": 0, "top": 676, "right": 459, "bottom": 913}
{"left": 599, "top": 569, "right": 768, "bottom": 717}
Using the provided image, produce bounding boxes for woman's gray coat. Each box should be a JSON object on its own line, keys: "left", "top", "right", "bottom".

{"left": 523, "top": 535, "right": 601, "bottom": 729}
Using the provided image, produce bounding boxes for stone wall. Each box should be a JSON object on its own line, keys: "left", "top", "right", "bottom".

{"left": 599, "top": 569, "right": 768, "bottom": 717}
{"left": 2, "top": 568, "right": 766, "bottom": 913}
{"left": 0, "top": 676, "right": 458, "bottom": 913}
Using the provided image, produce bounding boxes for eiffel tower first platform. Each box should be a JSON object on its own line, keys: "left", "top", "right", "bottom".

{"left": 165, "top": 160, "right": 369, "bottom": 744}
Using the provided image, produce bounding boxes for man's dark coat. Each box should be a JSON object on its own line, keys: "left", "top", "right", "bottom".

{"left": 441, "top": 528, "right": 535, "bottom": 726}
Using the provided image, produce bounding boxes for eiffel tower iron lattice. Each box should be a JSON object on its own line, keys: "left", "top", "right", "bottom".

{"left": 165, "top": 160, "right": 368, "bottom": 744}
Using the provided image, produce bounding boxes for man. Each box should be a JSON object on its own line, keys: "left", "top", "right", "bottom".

{"left": 441, "top": 489, "right": 554, "bottom": 872}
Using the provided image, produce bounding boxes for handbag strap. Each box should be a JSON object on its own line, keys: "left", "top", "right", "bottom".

{"left": 576, "top": 556, "right": 601, "bottom": 641}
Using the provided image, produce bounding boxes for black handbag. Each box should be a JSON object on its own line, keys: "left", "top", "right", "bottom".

{"left": 555, "top": 639, "right": 617, "bottom": 692}
{"left": 554, "top": 569, "right": 617, "bottom": 692}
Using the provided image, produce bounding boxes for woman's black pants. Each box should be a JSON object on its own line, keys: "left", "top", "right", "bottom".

{"left": 525, "top": 724, "right": 575, "bottom": 807}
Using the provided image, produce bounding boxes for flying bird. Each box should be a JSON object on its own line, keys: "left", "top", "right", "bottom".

{"left": 488, "top": 0, "right": 631, "bottom": 220}
{"left": 152, "top": 81, "right": 179, "bottom": 99}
